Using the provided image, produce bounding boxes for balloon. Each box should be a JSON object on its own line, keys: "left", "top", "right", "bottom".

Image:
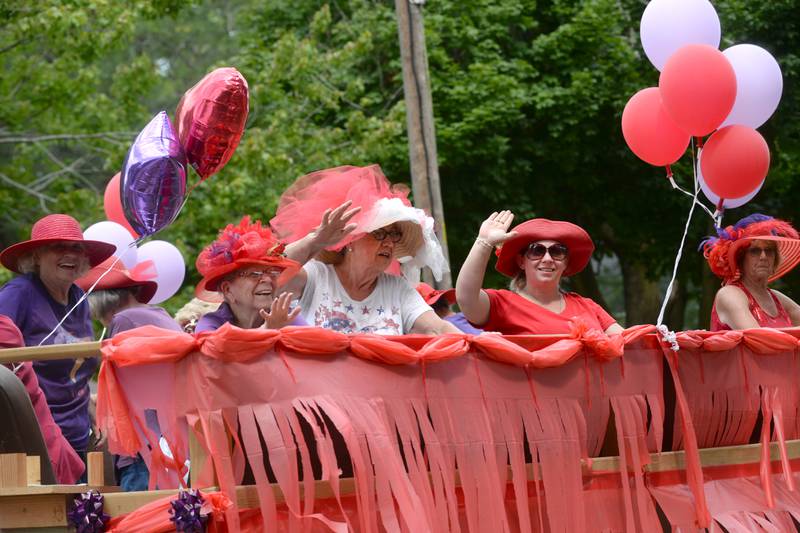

{"left": 622, "top": 87, "right": 690, "bottom": 166}
{"left": 640, "top": 0, "right": 721, "bottom": 71}
{"left": 659, "top": 44, "right": 737, "bottom": 136}
{"left": 697, "top": 152, "right": 763, "bottom": 209}
{"left": 701, "top": 125, "right": 770, "bottom": 200}
{"left": 136, "top": 240, "right": 185, "bottom": 304}
{"left": 720, "top": 44, "right": 783, "bottom": 129}
{"left": 121, "top": 111, "right": 187, "bottom": 237}
{"left": 103, "top": 173, "right": 138, "bottom": 238}
{"left": 175, "top": 67, "right": 249, "bottom": 180}
{"left": 83, "top": 221, "right": 139, "bottom": 269}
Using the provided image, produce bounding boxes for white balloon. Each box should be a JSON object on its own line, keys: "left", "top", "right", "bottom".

{"left": 136, "top": 240, "right": 185, "bottom": 304}
{"left": 84, "top": 221, "right": 138, "bottom": 268}
{"left": 697, "top": 151, "right": 763, "bottom": 208}
{"left": 640, "top": 0, "right": 721, "bottom": 71}
{"left": 720, "top": 44, "right": 783, "bottom": 129}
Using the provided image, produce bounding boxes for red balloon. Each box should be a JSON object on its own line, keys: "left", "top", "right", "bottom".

{"left": 103, "top": 173, "right": 139, "bottom": 238}
{"left": 622, "top": 87, "right": 690, "bottom": 166}
{"left": 175, "top": 67, "right": 249, "bottom": 180}
{"left": 659, "top": 44, "right": 737, "bottom": 136}
{"left": 701, "top": 125, "right": 769, "bottom": 199}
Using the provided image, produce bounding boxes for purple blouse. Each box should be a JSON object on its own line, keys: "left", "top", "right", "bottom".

{"left": 446, "top": 312, "right": 484, "bottom": 334}
{"left": 109, "top": 306, "right": 182, "bottom": 336}
{"left": 0, "top": 274, "right": 96, "bottom": 452}
{"left": 195, "top": 302, "right": 307, "bottom": 333}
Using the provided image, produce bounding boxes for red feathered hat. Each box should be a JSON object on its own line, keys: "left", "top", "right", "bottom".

{"left": 495, "top": 218, "right": 594, "bottom": 278}
{"left": 195, "top": 216, "right": 301, "bottom": 302}
{"left": 76, "top": 257, "right": 158, "bottom": 304}
{"left": 701, "top": 214, "right": 800, "bottom": 283}
{"left": 0, "top": 214, "right": 115, "bottom": 273}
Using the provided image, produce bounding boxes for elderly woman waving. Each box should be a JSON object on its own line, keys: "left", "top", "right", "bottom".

{"left": 702, "top": 214, "right": 800, "bottom": 330}
{"left": 272, "top": 165, "right": 460, "bottom": 335}
{"left": 456, "top": 211, "right": 623, "bottom": 335}
{"left": 0, "top": 214, "right": 115, "bottom": 461}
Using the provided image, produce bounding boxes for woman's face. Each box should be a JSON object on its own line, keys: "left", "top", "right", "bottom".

{"left": 36, "top": 242, "right": 89, "bottom": 286}
{"left": 220, "top": 266, "right": 283, "bottom": 312}
{"left": 517, "top": 239, "right": 569, "bottom": 287}
{"left": 349, "top": 223, "right": 402, "bottom": 271}
{"left": 741, "top": 239, "right": 778, "bottom": 282}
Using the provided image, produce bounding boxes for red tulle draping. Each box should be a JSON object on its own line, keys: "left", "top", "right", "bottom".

{"left": 96, "top": 324, "right": 800, "bottom": 532}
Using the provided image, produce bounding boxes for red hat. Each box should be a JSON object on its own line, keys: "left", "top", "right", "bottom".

{"left": 195, "top": 216, "right": 301, "bottom": 302}
{"left": 416, "top": 282, "right": 455, "bottom": 306}
{"left": 0, "top": 214, "right": 116, "bottom": 274}
{"left": 495, "top": 218, "right": 594, "bottom": 277}
{"left": 76, "top": 257, "right": 158, "bottom": 304}
{"left": 0, "top": 315, "right": 24, "bottom": 349}
{"left": 701, "top": 214, "right": 800, "bottom": 283}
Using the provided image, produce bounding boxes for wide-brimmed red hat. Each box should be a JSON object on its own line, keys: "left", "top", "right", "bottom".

{"left": 195, "top": 216, "right": 301, "bottom": 302}
{"left": 0, "top": 214, "right": 116, "bottom": 274}
{"left": 495, "top": 218, "right": 594, "bottom": 277}
{"left": 416, "top": 282, "right": 455, "bottom": 306}
{"left": 701, "top": 214, "right": 800, "bottom": 283}
{"left": 76, "top": 257, "right": 158, "bottom": 304}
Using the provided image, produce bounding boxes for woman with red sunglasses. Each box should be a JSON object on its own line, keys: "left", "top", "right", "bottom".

{"left": 456, "top": 211, "right": 623, "bottom": 335}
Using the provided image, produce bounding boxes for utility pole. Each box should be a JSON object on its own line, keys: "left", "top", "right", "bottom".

{"left": 394, "top": 0, "right": 452, "bottom": 289}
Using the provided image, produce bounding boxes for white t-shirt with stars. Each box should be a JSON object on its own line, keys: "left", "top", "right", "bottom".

{"left": 299, "top": 260, "right": 432, "bottom": 335}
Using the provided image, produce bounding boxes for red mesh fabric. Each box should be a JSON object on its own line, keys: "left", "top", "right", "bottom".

{"left": 270, "top": 165, "right": 412, "bottom": 249}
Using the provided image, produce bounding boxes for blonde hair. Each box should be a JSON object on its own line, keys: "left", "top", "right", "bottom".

{"left": 174, "top": 298, "right": 220, "bottom": 327}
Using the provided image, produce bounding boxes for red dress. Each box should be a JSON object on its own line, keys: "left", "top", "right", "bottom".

{"left": 710, "top": 282, "right": 791, "bottom": 331}
{"left": 480, "top": 289, "right": 616, "bottom": 335}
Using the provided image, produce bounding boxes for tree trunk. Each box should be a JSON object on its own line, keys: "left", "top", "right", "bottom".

{"left": 620, "top": 260, "right": 662, "bottom": 326}
{"left": 664, "top": 279, "right": 687, "bottom": 331}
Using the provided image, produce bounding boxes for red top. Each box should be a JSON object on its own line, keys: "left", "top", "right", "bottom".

{"left": 710, "top": 282, "right": 792, "bottom": 331}
{"left": 480, "top": 289, "right": 616, "bottom": 335}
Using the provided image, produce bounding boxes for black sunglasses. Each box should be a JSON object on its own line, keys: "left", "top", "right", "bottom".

{"left": 525, "top": 243, "right": 568, "bottom": 261}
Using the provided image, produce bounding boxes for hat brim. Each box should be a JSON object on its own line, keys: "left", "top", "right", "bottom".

{"left": 195, "top": 257, "right": 301, "bottom": 303}
{"left": 495, "top": 219, "right": 594, "bottom": 278}
{"left": 424, "top": 288, "right": 455, "bottom": 306}
{"left": 77, "top": 269, "right": 158, "bottom": 304}
{"left": 318, "top": 220, "right": 424, "bottom": 266}
{"left": 0, "top": 237, "right": 116, "bottom": 274}
{"left": 728, "top": 236, "right": 800, "bottom": 283}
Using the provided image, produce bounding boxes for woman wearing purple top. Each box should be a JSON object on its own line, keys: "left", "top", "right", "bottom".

{"left": 77, "top": 255, "right": 183, "bottom": 491}
{"left": 415, "top": 282, "right": 484, "bottom": 334}
{"left": 0, "top": 214, "right": 115, "bottom": 460}
{"left": 194, "top": 216, "right": 307, "bottom": 333}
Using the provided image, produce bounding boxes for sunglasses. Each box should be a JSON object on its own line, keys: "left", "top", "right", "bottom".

{"left": 746, "top": 245, "right": 777, "bottom": 259}
{"left": 237, "top": 268, "right": 284, "bottom": 281}
{"left": 525, "top": 243, "right": 568, "bottom": 261}
{"left": 370, "top": 228, "right": 403, "bottom": 243}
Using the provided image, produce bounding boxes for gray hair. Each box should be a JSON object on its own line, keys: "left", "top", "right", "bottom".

{"left": 87, "top": 288, "right": 138, "bottom": 322}
{"left": 16, "top": 246, "right": 90, "bottom": 278}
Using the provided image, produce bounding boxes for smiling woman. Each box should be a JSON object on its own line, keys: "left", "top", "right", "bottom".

{"left": 456, "top": 211, "right": 623, "bottom": 335}
{"left": 272, "top": 165, "right": 460, "bottom": 336}
{"left": 0, "top": 214, "right": 115, "bottom": 465}
{"left": 193, "top": 216, "right": 306, "bottom": 332}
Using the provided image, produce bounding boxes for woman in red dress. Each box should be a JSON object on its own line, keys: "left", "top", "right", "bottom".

{"left": 702, "top": 214, "right": 800, "bottom": 330}
{"left": 456, "top": 211, "right": 623, "bottom": 335}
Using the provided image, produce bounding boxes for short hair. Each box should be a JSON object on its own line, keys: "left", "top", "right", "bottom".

{"left": 174, "top": 298, "right": 220, "bottom": 327}
{"left": 87, "top": 288, "right": 138, "bottom": 322}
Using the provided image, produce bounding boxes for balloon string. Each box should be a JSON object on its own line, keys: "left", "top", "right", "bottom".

{"left": 657, "top": 139, "right": 703, "bottom": 327}
{"left": 37, "top": 244, "right": 134, "bottom": 347}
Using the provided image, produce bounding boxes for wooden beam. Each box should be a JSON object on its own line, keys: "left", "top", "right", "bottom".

{"left": 0, "top": 454, "right": 26, "bottom": 488}
{"left": 0, "top": 341, "right": 101, "bottom": 364}
{"left": 26, "top": 456, "right": 40, "bottom": 486}
{"left": 87, "top": 452, "right": 105, "bottom": 487}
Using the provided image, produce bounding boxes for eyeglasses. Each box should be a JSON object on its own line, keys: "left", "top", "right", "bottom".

{"left": 525, "top": 243, "right": 568, "bottom": 261}
{"left": 237, "top": 268, "right": 284, "bottom": 281}
{"left": 370, "top": 228, "right": 403, "bottom": 243}
{"left": 746, "top": 246, "right": 777, "bottom": 259}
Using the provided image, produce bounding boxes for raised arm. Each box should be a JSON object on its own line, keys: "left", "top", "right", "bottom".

{"left": 455, "top": 211, "right": 517, "bottom": 326}
{"left": 714, "top": 285, "right": 760, "bottom": 330}
{"left": 281, "top": 201, "right": 361, "bottom": 296}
